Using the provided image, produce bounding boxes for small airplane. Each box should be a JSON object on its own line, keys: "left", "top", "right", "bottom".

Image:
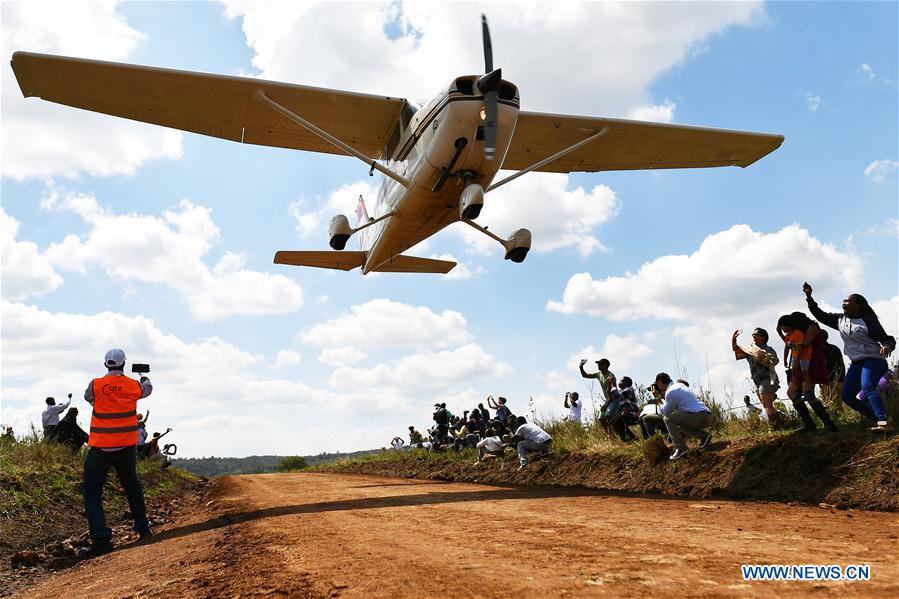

{"left": 11, "top": 16, "right": 783, "bottom": 275}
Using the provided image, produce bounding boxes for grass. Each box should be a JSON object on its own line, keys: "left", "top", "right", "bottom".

{"left": 0, "top": 428, "right": 199, "bottom": 552}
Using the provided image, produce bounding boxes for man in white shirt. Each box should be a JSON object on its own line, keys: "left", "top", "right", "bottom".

{"left": 42, "top": 394, "right": 71, "bottom": 439}
{"left": 656, "top": 373, "right": 713, "bottom": 460}
{"left": 564, "top": 391, "right": 582, "bottom": 424}
{"left": 510, "top": 418, "right": 552, "bottom": 470}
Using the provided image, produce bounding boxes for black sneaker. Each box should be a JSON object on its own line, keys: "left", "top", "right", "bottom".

{"left": 137, "top": 526, "right": 154, "bottom": 542}
{"left": 698, "top": 432, "right": 713, "bottom": 449}
{"left": 78, "top": 539, "right": 114, "bottom": 559}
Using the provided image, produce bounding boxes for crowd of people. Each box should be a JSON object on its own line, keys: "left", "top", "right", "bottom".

{"left": 395, "top": 283, "right": 896, "bottom": 463}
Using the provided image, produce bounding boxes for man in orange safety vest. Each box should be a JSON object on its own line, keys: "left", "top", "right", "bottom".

{"left": 79, "top": 348, "right": 154, "bottom": 558}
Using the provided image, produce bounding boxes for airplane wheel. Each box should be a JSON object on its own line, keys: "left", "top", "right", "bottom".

{"left": 505, "top": 247, "right": 529, "bottom": 263}
{"left": 330, "top": 234, "right": 349, "bottom": 250}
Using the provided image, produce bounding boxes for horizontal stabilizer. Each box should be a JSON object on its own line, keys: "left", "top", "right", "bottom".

{"left": 372, "top": 255, "right": 457, "bottom": 274}
{"left": 274, "top": 250, "right": 366, "bottom": 271}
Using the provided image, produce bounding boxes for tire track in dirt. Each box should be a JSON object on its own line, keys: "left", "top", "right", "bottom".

{"left": 15, "top": 473, "right": 899, "bottom": 598}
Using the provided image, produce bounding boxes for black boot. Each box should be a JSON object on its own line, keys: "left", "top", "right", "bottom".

{"left": 792, "top": 399, "right": 817, "bottom": 432}
{"left": 809, "top": 400, "right": 838, "bottom": 433}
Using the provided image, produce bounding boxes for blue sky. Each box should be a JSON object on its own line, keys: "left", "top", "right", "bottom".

{"left": 1, "top": 1, "right": 896, "bottom": 457}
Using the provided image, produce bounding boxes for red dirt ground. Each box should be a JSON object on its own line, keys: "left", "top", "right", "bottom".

{"left": 14, "top": 473, "right": 899, "bottom": 598}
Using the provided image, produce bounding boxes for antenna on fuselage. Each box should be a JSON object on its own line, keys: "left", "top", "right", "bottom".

{"left": 478, "top": 14, "right": 501, "bottom": 161}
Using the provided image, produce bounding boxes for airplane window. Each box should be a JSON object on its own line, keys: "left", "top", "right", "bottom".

{"left": 401, "top": 103, "right": 416, "bottom": 132}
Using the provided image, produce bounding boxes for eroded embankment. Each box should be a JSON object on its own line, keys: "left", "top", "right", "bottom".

{"left": 326, "top": 432, "right": 899, "bottom": 511}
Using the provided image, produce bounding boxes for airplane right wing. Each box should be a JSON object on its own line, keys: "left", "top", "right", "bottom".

{"left": 372, "top": 255, "right": 457, "bottom": 274}
{"left": 11, "top": 51, "right": 408, "bottom": 159}
{"left": 503, "top": 111, "right": 784, "bottom": 173}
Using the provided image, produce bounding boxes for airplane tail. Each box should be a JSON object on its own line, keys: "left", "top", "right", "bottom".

{"left": 273, "top": 250, "right": 455, "bottom": 274}
{"left": 355, "top": 195, "right": 370, "bottom": 227}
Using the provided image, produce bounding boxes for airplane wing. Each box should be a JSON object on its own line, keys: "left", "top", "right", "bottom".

{"left": 274, "top": 251, "right": 366, "bottom": 271}
{"left": 10, "top": 51, "right": 407, "bottom": 159}
{"left": 503, "top": 111, "right": 784, "bottom": 173}
{"left": 372, "top": 255, "right": 457, "bottom": 274}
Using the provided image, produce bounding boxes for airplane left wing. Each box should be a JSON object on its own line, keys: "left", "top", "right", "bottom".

{"left": 11, "top": 51, "right": 407, "bottom": 159}
{"left": 503, "top": 111, "right": 784, "bottom": 173}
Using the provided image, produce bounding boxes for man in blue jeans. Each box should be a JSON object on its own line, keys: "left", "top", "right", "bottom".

{"left": 80, "top": 348, "right": 154, "bottom": 558}
{"left": 510, "top": 417, "right": 552, "bottom": 470}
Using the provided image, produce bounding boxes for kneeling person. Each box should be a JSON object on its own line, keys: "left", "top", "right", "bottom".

{"left": 656, "top": 373, "right": 712, "bottom": 460}
{"left": 511, "top": 417, "right": 552, "bottom": 470}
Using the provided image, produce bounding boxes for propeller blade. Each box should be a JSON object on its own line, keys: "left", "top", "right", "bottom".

{"left": 482, "top": 14, "right": 493, "bottom": 72}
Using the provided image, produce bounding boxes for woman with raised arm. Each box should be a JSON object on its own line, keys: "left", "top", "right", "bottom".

{"left": 803, "top": 282, "right": 896, "bottom": 432}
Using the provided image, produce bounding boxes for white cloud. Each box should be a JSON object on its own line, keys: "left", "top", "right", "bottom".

{"left": 629, "top": 99, "right": 676, "bottom": 123}
{"left": 864, "top": 159, "right": 898, "bottom": 183}
{"left": 224, "top": 1, "right": 763, "bottom": 117}
{"left": 0, "top": 300, "right": 508, "bottom": 455}
{"left": 871, "top": 296, "right": 898, "bottom": 338}
{"left": 548, "top": 224, "right": 861, "bottom": 321}
{"left": 0, "top": 207, "right": 63, "bottom": 301}
{"left": 41, "top": 187, "right": 303, "bottom": 320}
{"left": 1, "top": 2, "right": 183, "bottom": 180}
{"left": 857, "top": 63, "right": 876, "bottom": 81}
{"left": 806, "top": 92, "right": 823, "bottom": 112}
{"left": 288, "top": 180, "right": 378, "bottom": 240}
{"left": 300, "top": 298, "right": 471, "bottom": 350}
{"left": 318, "top": 347, "right": 368, "bottom": 367}
{"left": 275, "top": 350, "right": 302, "bottom": 368}
{"left": 428, "top": 254, "right": 485, "bottom": 280}
{"left": 327, "top": 343, "right": 512, "bottom": 401}
{"left": 458, "top": 173, "right": 619, "bottom": 256}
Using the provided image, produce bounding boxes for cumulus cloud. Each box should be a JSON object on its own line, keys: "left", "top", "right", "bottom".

{"left": 275, "top": 350, "right": 302, "bottom": 368}
{"left": 428, "top": 254, "right": 485, "bottom": 281}
{"left": 288, "top": 180, "right": 378, "bottom": 240}
{"left": 0, "top": 207, "right": 63, "bottom": 301}
{"left": 864, "top": 159, "right": 898, "bottom": 183}
{"left": 629, "top": 99, "right": 676, "bottom": 123}
{"left": 548, "top": 224, "right": 861, "bottom": 321}
{"left": 300, "top": 298, "right": 471, "bottom": 351}
{"left": 318, "top": 347, "right": 368, "bottom": 368}
{"left": 327, "top": 343, "right": 512, "bottom": 401}
{"left": 1, "top": 2, "right": 182, "bottom": 180}
{"left": 41, "top": 187, "right": 303, "bottom": 320}
{"left": 871, "top": 296, "right": 898, "bottom": 338}
{"left": 458, "top": 173, "right": 619, "bottom": 256}
{"left": 0, "top": 300, "right": 509, "bottom": 455}
{"left": 223, "top": 1, "right": 763, "bottom": 117}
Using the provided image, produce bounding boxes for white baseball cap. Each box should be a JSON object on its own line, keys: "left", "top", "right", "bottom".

{"left": 104, "top": 348, "right": 126, "bottom": 368}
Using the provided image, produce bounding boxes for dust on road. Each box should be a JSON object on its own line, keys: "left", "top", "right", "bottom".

{"left": 17, "top": 473, "right": 899, "bottom": 598}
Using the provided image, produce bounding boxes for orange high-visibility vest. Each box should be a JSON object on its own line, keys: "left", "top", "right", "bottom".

{"left": 89, "top": 375, "right": 142, "bottom": 447}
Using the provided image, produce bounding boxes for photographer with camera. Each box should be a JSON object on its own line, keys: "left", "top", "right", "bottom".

{"left": 42, "top": 393, "right": 72, "bottom": 439}
{"left": 563, "top": 391, "right": 582, "bottom": 424}
{"left": 79, "top": 349, "right": 153, "bottom": 558}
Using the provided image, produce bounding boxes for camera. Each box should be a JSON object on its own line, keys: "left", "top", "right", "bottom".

{"left": 131, "top": 363, "right": 150, "bottom": 375}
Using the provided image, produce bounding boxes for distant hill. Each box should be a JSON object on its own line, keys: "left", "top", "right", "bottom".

{"left": 173, "top": 450, "right": 379, "bottom": 477}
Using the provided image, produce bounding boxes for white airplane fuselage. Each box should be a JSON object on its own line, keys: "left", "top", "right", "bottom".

{"left": 358, "top": 76, "right": 520, "bottom": 274}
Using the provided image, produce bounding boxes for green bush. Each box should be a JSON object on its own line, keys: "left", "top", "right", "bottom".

{"left": 277, "top": 455, "right": 308, "bottom": 472}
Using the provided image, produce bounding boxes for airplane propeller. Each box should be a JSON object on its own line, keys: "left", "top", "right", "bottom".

{"left": 478, "top": 14, "right": 501, "bottom": 160}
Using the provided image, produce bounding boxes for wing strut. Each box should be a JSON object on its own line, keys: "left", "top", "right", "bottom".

{"left": 253, "top": 89, "right": 412, "bottom": 189}
{"left": 487, "top": 127, "right": 609, "bottom": 192}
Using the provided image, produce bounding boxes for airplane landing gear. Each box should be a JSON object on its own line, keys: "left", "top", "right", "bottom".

{"left": 463, "top": 220, "right": 532, "bottom": 264}
{"left": 329, "top": 215, "right": 351, "bottom": 250}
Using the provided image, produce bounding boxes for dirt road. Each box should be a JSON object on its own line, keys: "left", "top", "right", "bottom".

{"left": 16, "top": 473, "right": 898, "bottom": 598}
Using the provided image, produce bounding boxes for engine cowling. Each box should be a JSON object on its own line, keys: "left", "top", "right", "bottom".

{"left": 459, "top": 183, "right": 484, "bottom": 220}
{"left": 503, "top": 228, "right": 531, "bottom": 263}
{"left": 329, "top": 215, "right": 351, "bottom": 250}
